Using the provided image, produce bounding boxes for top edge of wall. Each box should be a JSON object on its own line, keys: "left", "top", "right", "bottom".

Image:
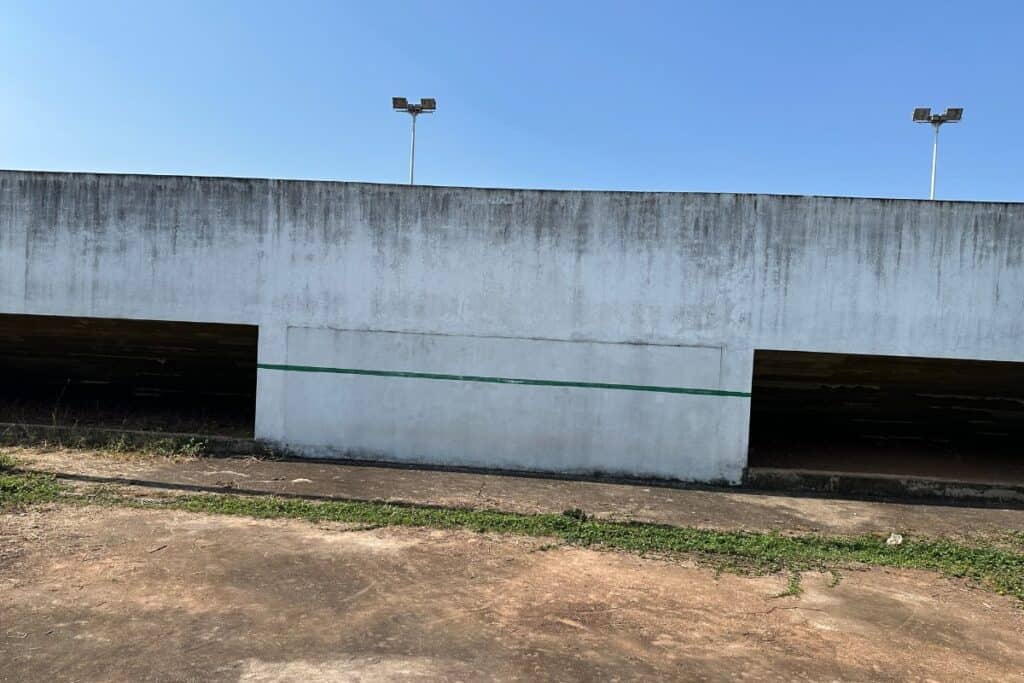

{"left": 1, "top": 168, "right": 1022, "bottom": 208}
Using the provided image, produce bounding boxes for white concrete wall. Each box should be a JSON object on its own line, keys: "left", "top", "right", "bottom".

{"left": 2, "top": 171, "right": 1022, "bottom": 483}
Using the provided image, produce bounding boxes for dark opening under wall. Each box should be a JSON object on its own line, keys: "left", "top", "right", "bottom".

{"left": 748, "top": 350, "right": 1024, "bottom": 485}
{"left": 0, "top": 313, "right": 257, "bottom": 437}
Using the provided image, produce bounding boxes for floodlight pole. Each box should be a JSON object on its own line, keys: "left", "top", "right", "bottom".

{"left": 914, "top": 107, "right": 962, "bottom": 200}
{"left": 394, "top": 98, "right": 435, "bottom": 185}
{"left": 408, "top": 111, "right": 418, "bottom": 185}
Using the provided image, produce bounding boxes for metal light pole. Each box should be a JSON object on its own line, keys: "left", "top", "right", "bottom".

{"left": 393, "top": 97, "right": 437, "bottom": 185}
{"left": 913, "top": 107, "right": 963, "bottom": 199}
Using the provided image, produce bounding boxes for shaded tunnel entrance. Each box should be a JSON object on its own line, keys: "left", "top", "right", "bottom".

{"left": 748, "top": 350, "right": 1024, "bottom": 486}
{"left": 0, "top": 313, "right": 257, "bottom": 437}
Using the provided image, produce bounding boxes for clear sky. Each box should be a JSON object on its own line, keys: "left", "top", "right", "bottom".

{"left": 2, "top": 1, "right": 1021, "bottom": 200}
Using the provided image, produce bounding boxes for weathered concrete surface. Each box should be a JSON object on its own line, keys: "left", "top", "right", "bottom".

{"left": 747, "top": 467, "right": 1024, "bottom": 505}
{"left": 2, "top": 505, "right": 1023, "bottom": 682}
{"left": 12, "top": 447, "right": 1024, "bottom": 541}
{"left": 3, "top": 171, "right": 1023, "bottom": 483}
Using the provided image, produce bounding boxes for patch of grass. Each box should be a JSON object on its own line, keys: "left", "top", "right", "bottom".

{"left": 2, "top": 466, "right": 1023, "bottom": 601}
{"left": 77, "top": 433, "right": 208, "bottom": 459}
{"left": 0, "top": 455, "right": 63, "bottom": 511}
{"left": 0, "top": 452, "right": 17, "bottom": 472}
{"left": 771, "top": 573, "right": 804, "bottom": 598}
{"left": 0, "top": 425, "right": 209, "bottom": 460}
{"left": 562, "top": 508, "right": 589, "bottom": 522}
{"left": 146, "top": 437, "right": 207, "bottom": 458}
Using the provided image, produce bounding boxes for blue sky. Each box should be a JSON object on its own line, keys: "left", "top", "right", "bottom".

{"left": 2, "top": 1, "right": 1021, "bottom": 200}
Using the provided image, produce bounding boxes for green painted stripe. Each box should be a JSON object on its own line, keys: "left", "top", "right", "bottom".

{"left": 257, "top": 363, "right": 751, "bottom": 398}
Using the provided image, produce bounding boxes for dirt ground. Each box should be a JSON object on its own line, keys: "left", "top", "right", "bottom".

{"left": 4, "top": 447, "right": 1024, "bottom": 681}
{"left": 2, "top": 502, "right": 1024, "bottom": 682}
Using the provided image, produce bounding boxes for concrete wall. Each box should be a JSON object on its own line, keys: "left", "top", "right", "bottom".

{"left": 2, "top": 171, "right": 1022, "bottom": 483}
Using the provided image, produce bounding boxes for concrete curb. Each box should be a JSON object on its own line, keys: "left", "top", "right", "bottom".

{"left": 745, "top": 467, "right": 1024, "bottom": 505}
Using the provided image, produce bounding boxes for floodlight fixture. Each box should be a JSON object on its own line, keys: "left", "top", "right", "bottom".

{"left": 392, "top": 96, "right": 438, "bottom": 184}
{"left": 912, "top": 105, "right": 964, "bottom": 199}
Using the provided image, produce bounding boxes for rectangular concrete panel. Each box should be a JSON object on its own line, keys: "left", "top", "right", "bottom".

{"left": 273, "top": 328, "right": 745, "bottom": 482}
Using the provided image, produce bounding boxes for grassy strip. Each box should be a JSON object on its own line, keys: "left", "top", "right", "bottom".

{"left": 161, "top": 493, "right": 1024, "bottom": 599}
{"left": 2, "top": 456, "right": 1023, "bottom": 601}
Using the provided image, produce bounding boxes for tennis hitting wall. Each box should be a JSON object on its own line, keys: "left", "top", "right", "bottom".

{"left": 2, "top": 171, "right": 1022, "bottom": 483}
